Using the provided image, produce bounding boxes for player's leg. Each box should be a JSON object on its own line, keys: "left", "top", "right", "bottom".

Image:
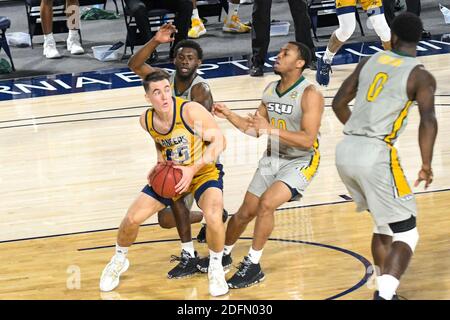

{"left": 227, "top": 181, "right": 292, "bottom": 289}
{"left": 117, "top": 193, "right": 166, "bottom": 247}
{"left": 99, "top": 187, "right": 167, "bottom": 292}
{"left": 222, "top": 0, "right": 252, "bottom": 34}
{"left": 371, "top": 225, "right": 393, "bottom": 276}
{"left": 225, "top": 191, "right": 260, "bottom": 248}
{"left": 188, "top": 0, "right": 207, "bottom": 39}
{"left": 287, "top": 0, "right": 317, "bottom": 68}
{"left": 374, "top": 216, "right": 418, "bottom": 300}
{"left": 40, "top": 0, "right": 53, "bottom": 35}
{"left": 40, "top": 0, "right": 61, "bottom": 58}
{"left": 157, "top": 195, "right": 203, "bottom": 229}
{"left": 196, "top": 207, "right": 229, "bottom": 243}
{"left": 165, "top": 195, "right": 203, "bottom": 279}
{"left": 250, "top": 0, "right": 272, "bottom": 77}
{"left": 363, "top": 0, "right": 391, "bottom": 49}
{"left": 196, "top": 191, "right": 259, "bottom": 273}
{"left": 252, "top": 182, "right": 292, "bottom": 250}
{"left": 160, "top": 0, "right": 193, "bottom": 58}
{"left": 316, "top": 0, "right": 356, "bottom": 85}
{"left": 363, "top": 145, "right": 418, "bottom": 300}
{"left": 197, "top": 187, "right": 229, "bottom": 296}
{"left": 65, "top": 0, "right": 84, "bottom": 54}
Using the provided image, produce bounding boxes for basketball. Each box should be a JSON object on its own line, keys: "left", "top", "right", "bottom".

{"left": 149, "top": 162, "right": 183, "bottom": 198}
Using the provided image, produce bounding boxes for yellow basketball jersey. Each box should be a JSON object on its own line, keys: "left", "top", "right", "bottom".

{"left": 145, "top": 97, "right": 215, "bottom": 176}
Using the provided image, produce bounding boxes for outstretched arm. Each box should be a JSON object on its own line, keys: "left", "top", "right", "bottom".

{"left": 212, "top": 102, "right": 267, "bottom": 137}
{"left": 332, "top": 58, "right": 369, "bottom": 124}
{"left": 128, "top": 23, "right": 177, "bottom": 79}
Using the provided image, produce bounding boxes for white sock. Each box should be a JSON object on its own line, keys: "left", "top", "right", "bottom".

{"left": 181, "top": 241, "right": 195, "bottom": 258}
{"left": 323, "top": 48, "right": 335, "bottom": 64}
{"left": 192, "top": 8, "right": 200, "bottom": 20}
{"left": 248, "top": 247, "right": 263, "bottom": 264}
{"left": 228, "top": 2, "right": 239, "bottom": 19}
{"left": 68, "top": 29, "right": 78, "bottom": 39}
{"left": 115, "top": 243, "right": 129, "bottom": 261}
{"left": 209, "top": 249, "right": 223, "bottom": 268}
{"left": 377, "top": 274, "right": 400, "bottom": 300}
{"left": 224, "top": 244, "right": 234, "bottom": 255}
{"left": 44, "top": 33, "right": 54, "bottom": 42}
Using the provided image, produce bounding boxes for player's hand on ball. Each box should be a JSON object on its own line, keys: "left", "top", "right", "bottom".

{"left": 174, "top": 165, "right": 195, "bottom": 194}
{"left": 212, "top": 102, "right": 231, "bottom": 119}
{"left": 414, "top": 166, "right": 433, "bottom": 189}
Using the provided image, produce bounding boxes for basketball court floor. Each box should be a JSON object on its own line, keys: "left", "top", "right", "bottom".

{"left": 0, "top": 45, "right": 449, "bottom": 300}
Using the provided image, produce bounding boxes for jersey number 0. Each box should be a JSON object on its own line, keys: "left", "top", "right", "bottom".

{"left": 367, "top": 72, "right": 389, "bottom": 102}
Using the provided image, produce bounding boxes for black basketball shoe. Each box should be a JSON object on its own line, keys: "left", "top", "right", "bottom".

{"left": 196, "top": 209, "right": 229, "bottom": 243}
{"left": 167, "top": 250, "right": 200, "bottom": 279}
{"left": 373, "top": 290, "right": 400, "bottom": 300}
{"left": 227, "top": 256, "right": 265, "bottom": 289}
{"left": 196, "top": 253, "right": 233, "bottom": 273}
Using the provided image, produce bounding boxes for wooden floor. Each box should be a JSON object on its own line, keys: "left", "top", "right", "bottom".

{"left": 1, "top": 53, "right": 449, "bottom": 300}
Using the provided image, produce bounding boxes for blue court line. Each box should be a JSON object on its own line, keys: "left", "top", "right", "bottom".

{"left": 77, "top": 236, "right": 372, "bottom": 300}
{"left": 1, "top": 35, "right": 449, "bottom": 102}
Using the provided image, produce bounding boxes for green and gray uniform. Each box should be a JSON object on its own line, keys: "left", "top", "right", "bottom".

{"left": 169, "top": 72, "right": 206, "bottom": 100}
{"left": 335, "top": 50, "right": 421, "bottom": 226}
{"left": 248, "top": 76, "right": 320, "bottom": 200}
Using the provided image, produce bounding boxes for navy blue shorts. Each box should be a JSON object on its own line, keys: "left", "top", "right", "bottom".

{"left": 141, "top": 185, "right": 173, "bottom": 207}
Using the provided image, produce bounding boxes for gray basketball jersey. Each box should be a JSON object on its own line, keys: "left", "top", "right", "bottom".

{"left": 344, "top": 50, "right": 421, "bottom": 144}
{"left": 262, "top": 76, "right": 317, "bottom": 159}
{"left": 169, "top": 72, "right": 206, "bottom": 101}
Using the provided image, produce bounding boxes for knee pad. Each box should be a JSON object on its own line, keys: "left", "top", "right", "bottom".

{"left": 393, "top": 228, "right": 419, "bottom": 252}
{"left": 373, "top": 224, "right": 394, "bottom": 236}
{"left": 335, "top": 13, "right": 356, "bottom": 42}
{"left": 368, "top": 14, "right": 391, "bottom": 42}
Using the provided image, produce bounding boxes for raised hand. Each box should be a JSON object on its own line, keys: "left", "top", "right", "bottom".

{"left": 154, "top": 23, "right": 178, "bottom": 44}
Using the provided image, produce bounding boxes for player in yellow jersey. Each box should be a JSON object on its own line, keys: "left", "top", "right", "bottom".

{"left": 128, "top": 23, "right": 229, "bottom": 279}
{"left": 99, "top": 69, "right": 229, "bottom": 297}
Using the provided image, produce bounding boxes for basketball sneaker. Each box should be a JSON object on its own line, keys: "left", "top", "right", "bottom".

{"left": 196, "top": 209, "right": 229, "bottom": 243}
{"left": 188, "top": 18, "right": 207, "bottom": 39}
{"left": 227, "top": 256, "right": 265, "bottom": 289}
{"left": 197, "top": 253, "right": 232, "bottom": 273}
{"left": 99, "top": 255, "right": 130, "bottom": 292}
{"left": 373, "top": 290, "right": 400, "bottom": 300}
{"left": 208, "top": 264, "right": 229, "bottom": 296}
{"left": 316, "top": 57, "right": 332, "bottom": 86}
{"left": 167, "top": 249, "right": 200, "bottom": 279}
{"left": 223, "top": 14, "right": 251, "bottom": 33}
{"left": 67, "top": 33, "right": 84, "bottom": 55}
{"left": 43, "top": 38, "right": 61, "bottom": 59}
